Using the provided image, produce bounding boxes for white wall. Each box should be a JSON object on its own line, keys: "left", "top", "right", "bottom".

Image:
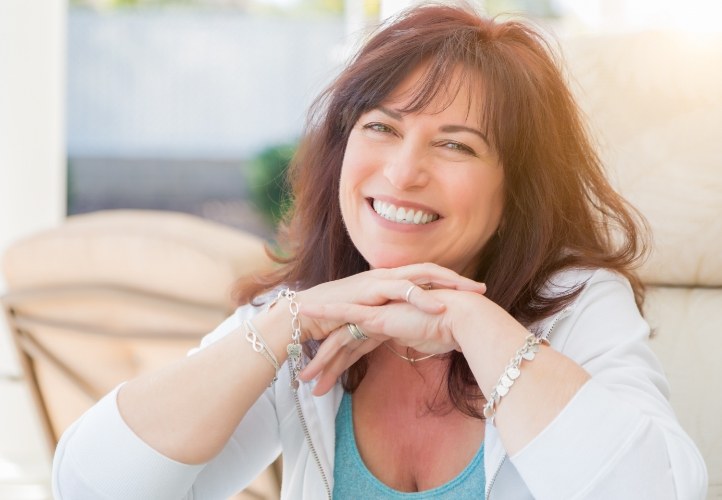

{"left": 0, "top": 0, "right": 66, "bottom": 370}
{"left": 0, "top": 1, "right": 65, "bottom": 496}
{"left": 0, "top": 0, "right": 66, "bottom": 292}
{"left": 66, "top": 10, "right": 344, "bottom": 159}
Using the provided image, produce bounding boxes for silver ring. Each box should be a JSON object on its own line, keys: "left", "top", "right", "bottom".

{"left": 404, "top": 284, "right": 418, "bottom": 302}
{"left": 346, "top": 323, "right": 368, "bottom": 341}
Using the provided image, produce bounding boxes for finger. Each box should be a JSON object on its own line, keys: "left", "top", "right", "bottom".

{"left": 425, "top": 278, "right": 487, "bottom": 294}
{"left": 300, "top": 325, "right": 377, "bottom": 382}
{"left": 385, "top": 263, "right": 486, "bottom": 293}
{"left": 311, "top": 341, "right": 377, "bottom": 396}
{"left": 353, "top": 278, "right": 445, "bottom": 313}
{"left": 299, "top": 325, "right": 349, "bottom": 381}
{"left": 394, "top": 281, "right": 445, "bottom": 313}
{"left": 302, "top": 303, "right": 381, "bottom": 330}
{"left": 312, "top": 360, "right": 349, "bottom": 395}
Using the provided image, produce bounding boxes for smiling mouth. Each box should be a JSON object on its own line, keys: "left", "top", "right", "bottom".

{"left": 371, "top": 199, "right": 440, "bottom": 225}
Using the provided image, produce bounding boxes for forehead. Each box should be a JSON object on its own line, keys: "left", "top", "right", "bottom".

{"left": 380, "top": 63, "right": 485, "bottom": 126}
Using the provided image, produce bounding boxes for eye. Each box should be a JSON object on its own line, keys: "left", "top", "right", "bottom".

{"left": 438, "top": 141, "right": 477, "bottom": 156}
{"left": 363, "top": 122, "right": 396, "bottom": 135}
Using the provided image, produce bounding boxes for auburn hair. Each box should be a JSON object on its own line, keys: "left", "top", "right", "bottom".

{"left": 234, "top": 3, "right": 648, "bottom": 418}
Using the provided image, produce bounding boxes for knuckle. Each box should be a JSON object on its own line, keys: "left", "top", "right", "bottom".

{"left": 370, "top": 313, "right": 387, "bottom": 333}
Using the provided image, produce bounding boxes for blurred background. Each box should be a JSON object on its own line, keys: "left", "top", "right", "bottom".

{"left": 2, "top": 0, "right": 721, "bottom": 498}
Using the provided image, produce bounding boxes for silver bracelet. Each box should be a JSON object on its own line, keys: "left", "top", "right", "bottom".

{"left": 243, "top": 319, "right": 279, "bottom": 384}
{"left": 267, "top": 288, "right": 303, "bottom": 390}
{"left": 483, "top": 333, "right": 548, "bottom": 424}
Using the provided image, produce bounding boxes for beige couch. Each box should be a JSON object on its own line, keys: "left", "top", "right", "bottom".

{"left": 1, "top": 209, "right": 279, "bottom": 499}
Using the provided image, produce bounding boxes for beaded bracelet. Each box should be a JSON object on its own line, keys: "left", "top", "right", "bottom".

{"left": 483, "top": 333, "right": 549, "bottom": 424}
{"left": 243, "top": 319, "right": 280, "bottom": 384}
{"left": 266, "top": 288, "right": 303, "bottom": 390}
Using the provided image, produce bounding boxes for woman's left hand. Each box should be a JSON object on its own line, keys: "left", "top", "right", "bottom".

{"left": 299, "top": 289, "right": 468, "bottom": 395}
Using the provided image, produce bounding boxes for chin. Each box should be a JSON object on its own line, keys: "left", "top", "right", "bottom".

{"left": 361, "top": 247, "right": 431, "bottom": 270}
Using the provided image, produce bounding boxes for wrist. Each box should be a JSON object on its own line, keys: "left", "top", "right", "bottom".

{"left": 443, "top": 291, "right": 491, "bottom": 345}
{"left": 258, "top": 287, "right": 308, "bottom": 389}
{"left": 253, "top": 297, "right": 294, "bottom": 365}
{"left": 294, "top": 289, "right": 316, "bottom": 343}
{"left": 447, "top": 293, "right": 529, "bottom": 391}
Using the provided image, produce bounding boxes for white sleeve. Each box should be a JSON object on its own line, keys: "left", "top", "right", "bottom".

{"left": 52, "top": 305, "right": 281, "bottom": 500}
{"left": 510, "top": 271, "right": 708, "bottom": 500}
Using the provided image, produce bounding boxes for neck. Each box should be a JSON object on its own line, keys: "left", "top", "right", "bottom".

{"left": 384, "top": 341, "right": 441, "bottom": 364}
{"left": 358, "top": 348, "right": 451, "bottom": 412}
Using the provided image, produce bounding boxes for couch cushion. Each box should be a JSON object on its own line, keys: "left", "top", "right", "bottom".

{"left": 645, "top": 285, "right": 722, "bottom": 495}
{"left": 564, "top": 32, "right": 722, "bottom": 287}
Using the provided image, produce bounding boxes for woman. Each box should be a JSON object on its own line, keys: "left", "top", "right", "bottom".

{"left": 53, "top": 4, "right": 707, "bottom": 499}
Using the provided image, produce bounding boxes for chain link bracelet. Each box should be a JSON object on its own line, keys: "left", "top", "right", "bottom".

{"left": 267, "top": 288, "right": 303, "bottom": 390}
{"left": 483, "top": 333, "right": 549, "bottom": 424}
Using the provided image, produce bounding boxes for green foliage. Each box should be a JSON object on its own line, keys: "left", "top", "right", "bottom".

{"left": 484, "top": 0, "right": 560, "bottom": 18}
{"left": 245, "top": 143, "right": 296, "bottom": 226}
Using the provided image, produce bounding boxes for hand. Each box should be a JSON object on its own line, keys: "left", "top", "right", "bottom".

{"left": 296, "top": 263, "right": 486, "bottom": 343}
{"left": 299, "top": 289, "right": 469, "bottom": 395}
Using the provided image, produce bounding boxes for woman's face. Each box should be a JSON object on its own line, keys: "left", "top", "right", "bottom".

{"left": 339, "top": 67, "right": 505, "bottom": 277}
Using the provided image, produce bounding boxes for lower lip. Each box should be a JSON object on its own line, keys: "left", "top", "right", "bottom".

{"left": 366, "top": 200, "right": 438, "bottom": 232}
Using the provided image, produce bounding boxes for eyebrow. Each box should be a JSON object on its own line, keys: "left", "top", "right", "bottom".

{"left": 378, "top": 106, "right": 403, "bottom": 120}
{"left": 440, "top": 125, "right": 489, "bottom": 144}
{"left": 377, "top": 106, "right": 489, "bottom": 145}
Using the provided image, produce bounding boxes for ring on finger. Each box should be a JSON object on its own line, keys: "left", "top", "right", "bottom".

{"left": 405, "top": 284, "right": 419, "bottom": 302}
{"left": 346, "top": 323, "right": 369, "bottom": 342}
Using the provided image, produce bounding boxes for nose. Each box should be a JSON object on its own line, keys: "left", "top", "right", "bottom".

{"left": 382, "top": 141, "right": 430, "bottom": 191}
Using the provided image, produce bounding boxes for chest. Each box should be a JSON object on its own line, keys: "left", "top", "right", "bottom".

{"left": 347, "top": 374, "right": 485, "bottom": 492}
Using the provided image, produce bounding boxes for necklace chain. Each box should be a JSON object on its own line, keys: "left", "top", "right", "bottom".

{"left": 383, "top": 342, "right": 439, "bottom": 364}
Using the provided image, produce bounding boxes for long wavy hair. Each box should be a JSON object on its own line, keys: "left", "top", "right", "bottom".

{"left": 235, "top": 3, "right": 648, "bottom": 418}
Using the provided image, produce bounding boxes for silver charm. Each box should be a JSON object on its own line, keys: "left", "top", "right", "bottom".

{"left": 483, "top": 405, "right": 495, "bottom": 419}
{"left": 287, "top": 343, "right": 302, "bottom": 359}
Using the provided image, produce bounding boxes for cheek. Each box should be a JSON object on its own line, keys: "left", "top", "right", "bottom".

{"left": 481, "top": 182, "right": 505, "bottom": 220}
{"left": 338, "top": 146, "right": 366, "bottom": 221}
{"left": 453, "top": 173, "right": 505, "bottom": 230}
{"left": 342, "top": 139, "right": 376, "bottom": 177}
{"left": 339, "top": 140, "right": 380, "bottom": 203}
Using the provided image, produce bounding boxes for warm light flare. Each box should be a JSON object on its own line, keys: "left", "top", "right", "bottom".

{"left": 629, "top": 0, "right": 722, "bottom": 33}
{"left": 558, "top": 0, "right": 722, "bottom": 34}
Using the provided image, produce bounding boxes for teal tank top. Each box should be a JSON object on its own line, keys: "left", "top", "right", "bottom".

{"left": 333, "top": 391, "right": 485, "bottom": 498}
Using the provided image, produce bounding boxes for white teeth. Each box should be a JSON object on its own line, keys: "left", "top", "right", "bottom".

{"left": 371, "top": 199, "right": 439, "bottom": 225}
